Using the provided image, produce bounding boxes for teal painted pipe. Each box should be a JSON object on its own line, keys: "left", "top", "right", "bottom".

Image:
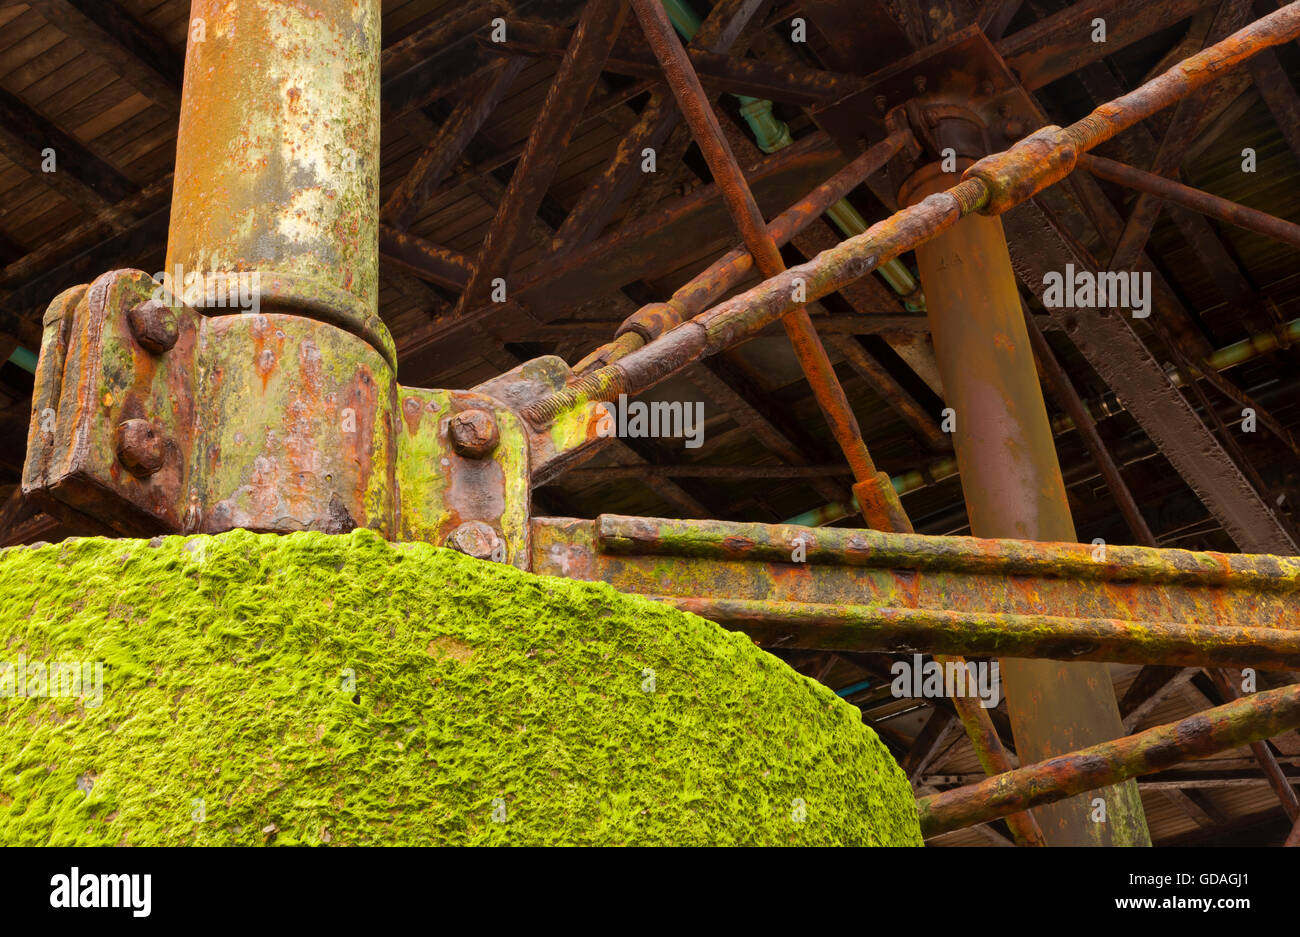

{"left": 7, "top": 346, "right": 37, "bottom": 375}
{"left": 661, "top": 0, "right": 701, "bottom": 35}
{"left": 835, "top": 679, "right": 873, "bottom": 698}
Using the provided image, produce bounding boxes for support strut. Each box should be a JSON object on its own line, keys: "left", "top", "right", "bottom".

{"left": 900, "top": 158, "right": 1147, "bottom": 844}
{"left": 626, "top": 0, "right": 907, "bottom": 530}
{"left": 918, "top": 681, "right": 1300, "bottom": 839}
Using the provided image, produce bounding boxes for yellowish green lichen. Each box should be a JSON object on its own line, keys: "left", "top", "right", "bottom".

{"left": 0, "top": 528, "right": 920, "bottom": 845}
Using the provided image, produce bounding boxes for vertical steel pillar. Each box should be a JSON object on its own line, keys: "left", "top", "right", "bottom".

{"left": 160, "top": 0, "right": 396, "bottom": 536}
{"left": 900, "top": 161, "right": 1150, "bottom": 846}
{"left": 166, "top": 0, "right": 393, "bottom": 366}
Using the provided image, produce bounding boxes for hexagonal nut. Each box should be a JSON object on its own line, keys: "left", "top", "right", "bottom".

{"left": 127, "top": 299, "right": 179, "bottom": 354}
{"left": 115, "top": 419, "right": 165, "bottom": 477}
{"left": 448, "top": 408, "right": 500, "bottom": 458}
{"left": 444, "top": 521, "right": 503, "bottom": 561}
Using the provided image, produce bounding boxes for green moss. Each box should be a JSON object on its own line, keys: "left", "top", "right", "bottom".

{"left": 0, "top": 529, "right": 920, "bottom": 845}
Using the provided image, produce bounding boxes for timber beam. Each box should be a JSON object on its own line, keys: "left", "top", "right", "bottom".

{"left": 458, "top": 0, "right": 628, "bottom": 311}
{"left": 491, "top": 19, "right": 863, "bottom": 105}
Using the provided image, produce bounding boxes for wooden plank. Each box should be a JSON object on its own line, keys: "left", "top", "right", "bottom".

{"left": 381, "top": 57, "right": 527, "bottom": 231}
{"left": 0, "top": 86, "right": 132, "bottom": 212}
{"left": 549, "top": 0, "right": 767, "bottom": 255}
{"left": 459, "top": 0, "right": 629, "bottom": 310}
{"left": 26, "top": 0, "right": 182, "bottom": 112}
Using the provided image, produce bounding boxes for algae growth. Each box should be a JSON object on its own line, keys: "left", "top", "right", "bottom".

{"left": 0, "top": 528, "right": 920, "bottom": 845}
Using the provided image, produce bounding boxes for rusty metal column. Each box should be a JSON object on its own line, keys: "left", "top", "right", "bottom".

{"left": 900, "top": 161, "right": 1150, "bottom": 846}
{"left": 166, "top": 0, "right": 392, "bottom": 366}
{"left": 160, "top": 0, "right": 396, "bottom": 536}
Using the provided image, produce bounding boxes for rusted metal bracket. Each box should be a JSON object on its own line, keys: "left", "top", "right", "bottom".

{"left": 23, "top": 269, "right": 538, "bottom": 569}
{"left": 812, "top": 25, "right": 1025, "bottom": 162}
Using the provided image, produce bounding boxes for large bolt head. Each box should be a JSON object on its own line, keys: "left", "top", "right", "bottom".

{"left": 127, "top": 299, "right": 178, "bottom": 353}
{"left": 444, "top": 521, "right": 503, "bottom": 561}
{"left": 448, "top": 409, "right": 500, "bottom": 458}
{"left": 115, "top": 419, "right": 165, "bottom": 477}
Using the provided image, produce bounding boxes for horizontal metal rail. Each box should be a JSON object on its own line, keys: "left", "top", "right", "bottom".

{"left": 530, "top": 514, "right": 1300, "bottom": 667}
{"left": 648, "top": 598, "right": 1300, "bottom": 671}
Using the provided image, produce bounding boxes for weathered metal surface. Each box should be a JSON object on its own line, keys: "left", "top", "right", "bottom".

{"left": 1065, "top": 0, "right": 1300, "bottom": 153}
{"left": 23, "top": 266, "right": 400, "bottom": 538}
{"left": 378, "top": 225, "right": 474, "bottom": 290}
{"left": 1022, "top": 307, "right": 1157, "bottom": 548}
{"left": 916, "top": 681, "right": 1300, "bottom": 838}
{"left": 18, "top": 10, "right": 1300, "bottom": 861}
{"left": 810, "top": 26, "right": 1020, "bottom": 159}
{"left": 526, "top": 3, "right": 1300, "bottom": 539}
{"left": 392, "top": 387, "right": 529, "bottom": 568}
{"left": 902, "top": 158, "right": 1146, "bottom": 846}
{"left": 1100, "top": 0, "right": 1255, "bottom": 273}
{"left": 495, "top": 18, "right": 863, "bottom": 105}
{"left": 522, "top": 189, "right": 965, "bottom": 428}
{"left": 1248, "top": 45, "right": 1300, "bottom": 168}
{"left": 468, "top": 353, "right": 607, "bottom": 489}
{"left": 647, "top": 598, "right": 1300, "bottom": 671}
{"left": 406, "top": 133, "right": 850, "bottom": 377}
{"left": 166, "top": 0, "right": 393, "bottom": 366}
{"left": 115, "top": 419, "right": 165, "bottom": 478}
{"left": 899, "top": 162, "right": 1070, "bottom": 544}
{"left": 1080, "top": 153, "right": 1300, "bottom": 248}
{"left": 24, "top": 271, "right": 199, "bottom": 535}
{"left": 799, "top": 0, "right": 914, "bottom": 72}
{"left": 427, "top": 76, "right": 659, "bottom": 197}
{"left": 530, "top": 513, "right": 1300, "bottom": 633}
{"left": 195, "top": 311, "right": 394, "bottom": 536}
{"left": 681, "top": 363, "right": 841, "bottom": 500}
{"left": 550, "top": 0, "right": 766, "bottom": 256}
{"left": 378, "top": 0, "right": 536, "bottom": 120}
{"left": 962, "top": 124, "right": 1076, "bottom": 216}
{"left": 788, "top": 328, "right": 1300, "bottom": 531}
{"left": 629, "top": 0, "right": 791, "bottom": 280}
{"left": 998, "top": 0, "right": 1220, "bottom": 91}
{"left": 935, "top": 658, "right": 1047, "bottom": 846}
{"left": 448, "top": 409, "right": 501, "bottom": 459}
{"left": 125, "top": 299, "right": 179, "bottom": 355}
{"left": 588, "top": 131, "right": 909, "bottom": 365}
{"left": 381, "top": 57, "right": 527, "bottom": 232}
{"left": 548, "top": 90, "right": 680, "bottom": 258}
{"left": 1207, "top": 668, "right": 1300, "bottom": 823}
{"left": 24, "top": 275, "right": 540, "bottom": 553}
{"left": 446, "top": 520, "right": 505, "bottom": 560}
{"left": 1000, "top": 197, "right": 1297, "bottom": 554}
